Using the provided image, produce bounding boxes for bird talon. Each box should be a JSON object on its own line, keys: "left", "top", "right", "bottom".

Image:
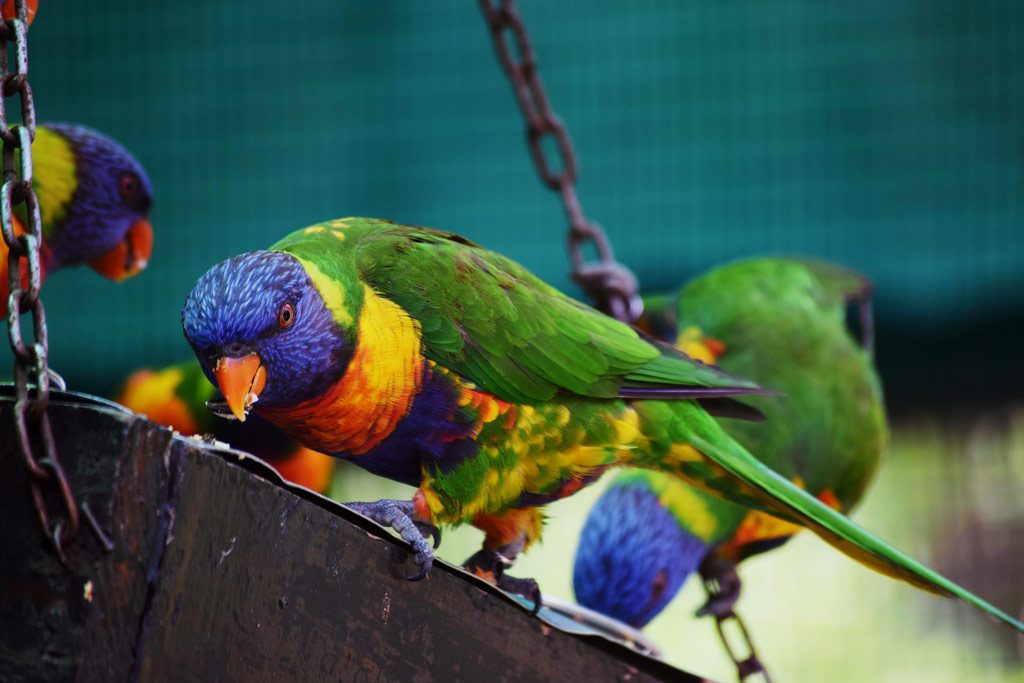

{"left": 463, "top": 548, "right": 543, "bottom": 612}
{"left": 347, "top": 498, "right": 437, "bottom": 581}
{"left": 497, "top": 574, "right": 542, "bottom": 614}
{"left": 417, "top": 522, "right": 442, "bottom": 549}
{"left": 406, "top": 557, "right": 433, "bottom": 582}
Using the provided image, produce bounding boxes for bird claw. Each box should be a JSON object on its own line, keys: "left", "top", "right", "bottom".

{"left": 498, "top": 575, "right": 542, "bottom": 615}
{"left": 346, "top": 499, "right": 439, "bottom": 581}
{"left": 405, "top": 558, "right": 432, "bottom": 582}
{"left": 696, "top": 554, "right": 741, "bottom": 619}
{"left": 417, "top": 522, "right": 442, "bottom": 549}
{"left": 463, "top": 548, "right": 543, "bottom": 614}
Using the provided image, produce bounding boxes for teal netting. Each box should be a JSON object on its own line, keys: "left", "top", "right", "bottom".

{"left": 20, "top": 0, "right": 1024, "bottom": 392}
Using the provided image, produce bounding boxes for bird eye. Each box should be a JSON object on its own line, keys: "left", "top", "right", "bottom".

{"left": 119, "top": 172, "right": 139, "bottom": 199}
{"left": 278, "top": 302, "right": 295, "bottom": 328}
{"left": 650, "top": 569, "right": 668, "bottom": 602}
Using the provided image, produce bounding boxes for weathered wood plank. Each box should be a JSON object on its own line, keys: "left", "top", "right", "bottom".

{"left": 1, "top": 392, "right": 176, "bottom": 683}
{"left": 0, "top": 389, "right": 704, "bottom": 682}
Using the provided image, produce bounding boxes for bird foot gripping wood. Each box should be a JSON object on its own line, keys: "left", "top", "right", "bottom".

{"left": 696, "top": 554, "right": 741, "bottom": 619}
{"left": 462, "top": 548, "right": 542, "bottom": 614}
{"left": 345, "top": 499, "right": 441, "bottom": 581}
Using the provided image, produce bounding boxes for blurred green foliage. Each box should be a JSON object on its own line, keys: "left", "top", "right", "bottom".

{"left": 12, "top": 0, "right": 1024, "bottom": 398}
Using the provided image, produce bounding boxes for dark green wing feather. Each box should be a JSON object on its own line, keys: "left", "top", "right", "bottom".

{"left": 348, "top": 220, "right": 761, "bottom": 403}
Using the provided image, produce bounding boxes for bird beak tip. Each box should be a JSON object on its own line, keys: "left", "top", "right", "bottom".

{"left": 213, "top": 353, "right": 265, "bottom": 423}
{"left": 88, "top": 218, "right": 154, "bottom": 281}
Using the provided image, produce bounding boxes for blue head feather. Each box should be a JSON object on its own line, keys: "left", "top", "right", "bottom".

{"left": 181, "top": 251, "right": 351, "bottom": 407}
{"left": 44, "top": 123, "right": 153, "bottom": 267}
{"left": 573, "top": 481, "right": 710, "bottom": 628}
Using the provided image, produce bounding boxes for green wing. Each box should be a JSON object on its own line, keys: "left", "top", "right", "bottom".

{"left": 344, "top": 220, "right": 761, "bottom": 403}
{"left": 675, "top": 257, "right": 886, "bottom": 506}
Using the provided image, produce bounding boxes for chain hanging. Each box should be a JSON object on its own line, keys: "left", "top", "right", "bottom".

{"left": 700, "top": 557, "right": 773, "bottom": 682}
{"left": 1, "top": 0, "right": 80, "bottom": 568}
{"left": 707, "top": 607, "right": 772, "bottom": 682}
{"left": 478, "top": 0, "right": 641, "bottom": 324}
{"left": 480, "top": 4, "right": 773, "bottom": 680}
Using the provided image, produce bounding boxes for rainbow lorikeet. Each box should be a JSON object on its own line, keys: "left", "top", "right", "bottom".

{"left": 1, "top": 123, "right": 153, "bottom": 313}
{"left": 179, "top": 218, "right": 1022, "bottom": 631}
{"left": 573, "top": 258, "right": 886, "bottom": 629}
{"left": 115, "top": 361, "right": 335, "bottom": 494}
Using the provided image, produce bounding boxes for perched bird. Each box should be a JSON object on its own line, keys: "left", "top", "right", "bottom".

{"left": 115, "top": 360, "right": 335, "bottom": 494}
{"left": 179, "top": 217, "right": 1022, "bottom": 631}
{"left": 574, "top": 258, "right": 886, "bottom": 629}
{"left": 1, "top": 123, "right": 153, "bottom": 312}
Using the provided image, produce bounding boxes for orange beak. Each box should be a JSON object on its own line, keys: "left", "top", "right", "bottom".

{"left": 213, "top": 353, "right": 266, "bottom": 422}
{"left": 88, "top": 218, "right": 154, "bottom": 282}
{"left": 1, "top": 0, "right": 38, "bottom": 26}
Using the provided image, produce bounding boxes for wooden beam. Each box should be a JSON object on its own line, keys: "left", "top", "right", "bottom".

{"left": 0, "top": 388, "right": 706, "bottom": 682}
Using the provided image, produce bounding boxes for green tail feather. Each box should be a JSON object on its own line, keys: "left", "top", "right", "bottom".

{"left": 688, "top": 427, "right": 1024, "bottom": 632}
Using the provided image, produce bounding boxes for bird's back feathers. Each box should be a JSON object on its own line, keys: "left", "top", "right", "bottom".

{"left": 273, "top": 219, "right": 764, "bottom": 404}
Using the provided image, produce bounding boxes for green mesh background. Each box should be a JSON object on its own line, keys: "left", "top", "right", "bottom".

{"left": 14, "top": 0, "right": 1024, "bottom": 396}
{"left": 9, "top": 5, "right": 1024, "bottom": 681}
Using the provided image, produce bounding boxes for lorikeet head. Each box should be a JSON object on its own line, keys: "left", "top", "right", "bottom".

{"left": 573, "top": 479, "right": 709, "bottom": 629}
{"left": 181, "top": 251, "right": 352, "bottom": 420}
{"left": 38, "top": 124, "right": 153, "bottom": 280}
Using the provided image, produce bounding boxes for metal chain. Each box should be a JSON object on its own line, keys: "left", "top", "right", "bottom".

{"left": 478, "top": 0, "right": 642, "bottom": 324}
{"left": 701, "top": 568, "right": 773, "bottom": 682}
{"left": 709, "top": 610, "right": 772, "bottom": 682}
{"left": 1, "top": 0, "right": 80, "bottom": 568}
{"left": 479, "top": 5, "right": 774, "bottom": 678}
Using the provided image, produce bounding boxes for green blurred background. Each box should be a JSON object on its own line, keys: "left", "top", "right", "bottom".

{"left": 10, "top": 1, "right": 1024, "bottom": 680}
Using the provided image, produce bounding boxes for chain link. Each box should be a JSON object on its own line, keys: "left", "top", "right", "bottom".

{"left": 701, "top": 561, "right": 773, "bottom": 682}
{"left": 709, "top": 609, "right": 772, "bottom": 682}
{"left": 478, "top": 0, "right": 641, "bottom": 324}
{"left": 479, "top": 6, "right": 775, "bottom": 676}
{"left": 1, "top": 0, "right": 80, "bottom": 567}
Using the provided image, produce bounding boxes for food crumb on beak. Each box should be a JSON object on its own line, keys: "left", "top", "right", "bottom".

{"left": 213, "top": 353, "right": 265, "bottom": 422}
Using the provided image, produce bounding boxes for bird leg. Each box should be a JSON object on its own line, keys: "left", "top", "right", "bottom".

{"left": 462, "top": 540, "right": 542, "bottom": 614}
{"left": 696, "top": 553, "right": 742, "bottom": 618}
{"left": 345, "top": 499, "right": 441, "bottom": 581}
{"left": 465, "top": 508, "right": 544, "bottom": 613}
